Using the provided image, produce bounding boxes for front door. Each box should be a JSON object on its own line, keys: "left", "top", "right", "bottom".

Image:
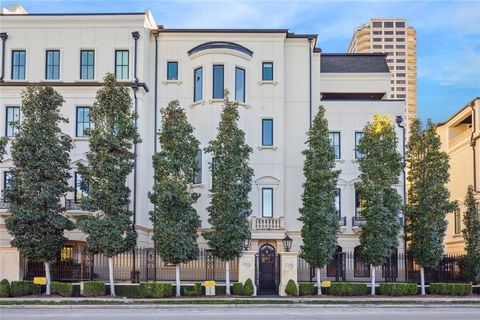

{"left": 258, "top": 244, "right": 277, "bottom": 294}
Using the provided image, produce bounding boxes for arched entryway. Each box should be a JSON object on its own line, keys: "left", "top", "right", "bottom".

{"left": 257, "top": 244, "right": 278, "bottom": 294}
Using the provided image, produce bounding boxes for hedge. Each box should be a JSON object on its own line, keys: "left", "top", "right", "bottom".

{"left": 139, "top": 282, "right": 172, "bottom": 298}
{"left": 51, "top": 282, "right": 73, "bottom": 297}
{"left": 243, "top": 279, "right": 255, "bottom": 296}
{"left": 430, "top": 283, "right": 472, "bottom": 296}
{"left": 328, "top": 282, "right": 368, "bottom": 296}
{"left": 298, "top": 282, "right": 314, "bottom": 296}
{"left": 183, "top": 283, "right": 202, "bottom": 297}
{"left": 83, "top": 281, "right": 106, "bottom": 297}
{"left": 232, "top": 282, "right": 244, "bottom": 295}
{"left": 10, "top": 281, "right": 41, "bottom": 297}
{"left": 113, "top": 285, "right": 142, "bottom": 298}
{"left": 285, "top": 279, "right": 298, "bottom": 296}
{"left": 379, "top": 283, "right": 417, "bottom": 296}
{"left": 0, "top": 279, "right": 10, "bottom": 297}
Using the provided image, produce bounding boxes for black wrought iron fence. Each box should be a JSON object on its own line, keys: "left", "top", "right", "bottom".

{"left": 298, "top": 251, "right": 464, "bottom": 283}
{"left": 23, "top": 247, "right": 238, "bottom": 283}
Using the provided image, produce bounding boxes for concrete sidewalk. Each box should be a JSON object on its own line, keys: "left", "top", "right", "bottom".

{"left": 0, "top": 295, "right": 479, "bottom": 304}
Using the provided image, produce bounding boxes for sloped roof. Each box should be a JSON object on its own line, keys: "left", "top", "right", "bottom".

{"left": 321, "top": 53, "right": 389, "bottom": 73}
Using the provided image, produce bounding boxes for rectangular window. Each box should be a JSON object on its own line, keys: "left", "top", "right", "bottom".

{"left": 454, "top": 209, "right": 461, "bottom": 234}
{"left": 235, "top": 67, "right": 245, "bottom": 103}
{"left": 262, "top": 62, "right": 273, "bottom": 81}
{"left": 213, "top": 65, "right": 224, "bottom": 99}
{"left": 262, "top": 188, "right": 273, "bottom": 218}
{"left": 355, "top": 190, "right": 364, "bottom": 218}
{"left": 373, "top": 38, "right": 382, "bottom": 42}
{"left": 3, "top": 171, "right": 12, "bottom": 202}
{"left": 194, "top": 67, "right": 203, "bottom": 102}
{"left": 262, "top": 119, "right": 273, "bottom": 146}
{"left": 384, "top": 31, "right": 394, "bottom": 35}
{"left": 373, "top": 31, "right": 382, "bottom": 35}
{"left": 396, "top": 66, "right": 406, "bottom": 70}
{"left": 384, "top": 22, "right": 394, "bottom": 28}
{"left": 373, "top": 45, "right": 382, "bottom": 49}
{"left": 335, "top": 188, "right": 341, "bottom": 218}
{"left": 329, "top": 132, "right": 341, "bottom": 159}
{"left": 76, "top": 107, "right": 90, "bottom": 138}
{"left": 193, "top": 149, "right": 202, "bottom": 184}
{"left": 46, "top": 50, "right": 60, "bottom": 80}
{"left": 74, "top": 172, "right": 88, "bottom": 203}
{"left": 396, "top": 30, "right": 405, "bottom": 35}
{"left": 397, "top": 73, "right": 406, "bottom": 77}
{"left": 385, "top": 38, "right": 393, "bottom": 42}
{"left": 385, "top": 45, "right": 394, "bottom": 49}
{"left": 397, "top": 45, "right": 405, "bottom": 49}
{"left": 372, "top": 22, "right": 382, "bottom": 27}
{"left": 11, "top": 50, "right": 26, "bottom": 80}
{"left": 5, "top": 106, "right": 20, "bottom": 137}
{"left": 355, "top": 132, "right": 364, "bottom": 159}
{"left": 115, "top": 50, "right": 129, "bottom": 80}
{"left": 167, "top": 61, "right": 178, "bottom": 81}
{"left": 396, "top": 22, "right": 405, "bottom": 27}
{"left": 80, "top": 50, "right": 94, "bottom": 80}
{"left": 397, "top": 38, "right": 405, "bottom": 42}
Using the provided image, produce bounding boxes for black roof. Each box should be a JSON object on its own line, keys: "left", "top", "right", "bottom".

{"left": 321, "top": 53, "right": 389, "bottom": 73}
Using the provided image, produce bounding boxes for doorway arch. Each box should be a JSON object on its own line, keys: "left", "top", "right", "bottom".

{"left": 257, "top": 244, "right": 278, "bottom": 294}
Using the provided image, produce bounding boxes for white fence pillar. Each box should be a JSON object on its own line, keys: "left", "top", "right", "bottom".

{"left": 238, "top": 251, "right": 257, "bottom": 296}
{"left": 278, "top": 251, "right": 298, "bottom": 296}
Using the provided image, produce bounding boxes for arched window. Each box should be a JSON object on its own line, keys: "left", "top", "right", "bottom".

{"left": 327, "top": 246, "right": 344, "bottom": 278}
{"left": 354, "top": 246, "right": 370, "bottom": 277}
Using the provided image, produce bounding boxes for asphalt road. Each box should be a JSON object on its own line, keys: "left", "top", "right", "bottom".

{"left": 1, "top": 306, "right": 479, "bottom": 320}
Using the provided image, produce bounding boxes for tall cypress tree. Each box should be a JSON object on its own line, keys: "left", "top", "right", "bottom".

{"left": 149, "top": 100, "right": 201, "bottom": 297}
{"left": 5, "top": 86, "right": 74, "bottom": 295}
{"left": 405, "top": 119, "right": 455, "bottom": 295}
{"left": 299, "top": 106, "right": 341, "bottom": 295}
{"left": 77, "top": 74, "right": 140, "bottom": 297}
{"left": 355, "top": 115, "right": 403, "bottom": 295}
{"left": 203, "top": 91, "right": 253, "bottom": 296}
{"left": 461, "top": 185, "right": 480, "bottom": 283}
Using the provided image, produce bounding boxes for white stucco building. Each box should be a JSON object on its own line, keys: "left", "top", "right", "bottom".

{"left": 0, "top": 7, "right": 406, "bottom": 290}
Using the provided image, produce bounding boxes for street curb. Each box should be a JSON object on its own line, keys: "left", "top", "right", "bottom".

{"left": 1, "top": 303, "right": 480, "bottom": 309}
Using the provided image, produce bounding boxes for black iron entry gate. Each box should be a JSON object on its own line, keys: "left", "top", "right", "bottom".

{"left": 256, "top": 244, "right": 279, "bottom": 294}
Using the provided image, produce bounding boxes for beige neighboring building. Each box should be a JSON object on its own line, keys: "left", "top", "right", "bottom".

{"left": 437, "top": 97, "right": 480, "bottom": 254}
{"left": 348, "top": 19, "right": 416, "bottom": 128}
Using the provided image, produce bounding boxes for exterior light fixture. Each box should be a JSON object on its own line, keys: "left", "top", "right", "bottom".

{"left": 243, "top": 229, "right": 251, "bottom": 251}
{"left": 282, "top": 234, "right": 293, "bottom": 252}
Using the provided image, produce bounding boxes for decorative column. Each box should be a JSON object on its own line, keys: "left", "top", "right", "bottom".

{"left": 238, "top": 251, "right": 257, "bottom": 296}
{"left": 0, "top": 248, "right": 21, "bottom": 281}
{"left": 278, "top": 251, "right": 298, "bottom": 296}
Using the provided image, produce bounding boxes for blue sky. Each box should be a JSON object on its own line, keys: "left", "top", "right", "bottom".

{"left": 3, "top": 0, "right": 479, "bottom": 123}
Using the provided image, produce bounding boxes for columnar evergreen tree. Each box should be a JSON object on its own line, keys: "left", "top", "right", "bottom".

{"left": 299, "top": 106, "right": 341, "bottom": 295}
{"left": 149, "top": 100, "right": 201, "bottom": 297}
{"left": 355, "top": 115, "right": 403, "bottom": 295}
{"left": 462, "top": 185, "right": 480, "bottom": 282}
{"left": 0, "top": 138, "right": 6, "bottom": 160}
{"left": 77, "top": 74, "right": 140, "bottom": 297}
{"left": 203, "top": 91, "right": 253, "bottom": 296}
{"left": 5, "top": 87, "right": 74, "bottom": 295}
{"left": 405, "top": 119, "right": 455, "bottom": 295}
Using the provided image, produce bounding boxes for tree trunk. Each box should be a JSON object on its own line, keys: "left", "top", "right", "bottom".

{"left": 420, "top": 267, "right": 425, "bottom": 295}
{"left": 225, "top": 261, "right": 231, "bottom": 296}
{"left": 175, "top": 264, "right": 181, "bottom": 297}
{"left": 44, "top": 261, "right": 51, "bottom": 296}
{"left": 109, "top": 257, "right": 115, "bottom": 297}
{"left": 370, "top": 264, "right": 375, "bottom": 296}
{"left": 316, "top": 267, "right": 322, "bottom": 295}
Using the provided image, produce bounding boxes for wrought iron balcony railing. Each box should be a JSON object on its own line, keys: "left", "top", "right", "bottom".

{"left": 64, "top": 199, "right": 82, "bottom": 211}
{"left": 0, "top": 199, "right": 11, "bottom": 210}
{"left": 353, "top": 216, "right": 404, "bottom": 228}
{"left": 339, "top": 216, "right": 347, "bottom": 227}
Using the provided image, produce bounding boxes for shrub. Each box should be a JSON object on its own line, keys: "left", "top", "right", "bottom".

{"left": 298, "top": 282, "right": 315, "bottom": 296}
{"left": 285, "top": 279, "right": 298, "bottom": 296}
{"left": 139, "top": 282, "right": 172, "bottom": 298}
{"left": 328, "top": 282, "right": 368, "bottom": 296}
{"left": 183, "top": 283, "right": 202, "bottom": 297}
{"left": 114, "top": 285, "right": 141, "bottom": 298}
{"left": 83, "top": 281, "right": 105, "bottom": 297}
{"left": 10, "top": 281, "right": 40, "bottom": 297}
{"left": 232, "top": 282, "right": 244, "bottom": 295}
{"left": 379, "top": 283, "right": 417, "bottom": 296}
{"left": 243, "top": 278, "right": 255, "bottom": 296}
{"left": 430, "top": 283, "right": 471, "bottom": 296}
{"left": 51, "top": 282, "right": 73, "bottom": 297}
{"left": 0, "top": 279, "right": 10, "bottom": 297}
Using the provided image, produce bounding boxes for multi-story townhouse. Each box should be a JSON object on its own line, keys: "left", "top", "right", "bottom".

{"left": 437, "top": 97, "right": 480, "bottom": 254}
{"left": 0, "top": 7, "right": 406, "bottom": 292}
